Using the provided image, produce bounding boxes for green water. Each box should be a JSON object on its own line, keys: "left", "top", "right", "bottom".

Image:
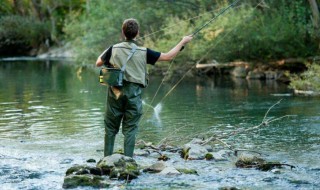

{"left": 0, "top": 60, "right": 319, "bottom": 189}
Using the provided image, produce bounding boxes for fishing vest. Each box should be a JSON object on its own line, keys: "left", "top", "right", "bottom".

{"left": 110, "top": 41, "right": 148, "bottom": 87}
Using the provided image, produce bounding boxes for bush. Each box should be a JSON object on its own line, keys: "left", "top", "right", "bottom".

{"left": 0, "top": 15, "right": 50, "bottom": 56}
{"left": 289, "top": 63, "right": 320, "bottom": 92}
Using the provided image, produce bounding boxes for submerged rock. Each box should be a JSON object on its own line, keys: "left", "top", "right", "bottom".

{"left": 235, "top": 156, "right": 285, "bottom": 171}
{"left": 176, "top": 168, "right": 198, "bottom": 175}
{"left": 159, "top": 167, "right": 181, "bottom": 176}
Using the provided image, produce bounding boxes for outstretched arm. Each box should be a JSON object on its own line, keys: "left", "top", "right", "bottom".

{"left": 157, "top": 35, "right": 193, "bottom": 62}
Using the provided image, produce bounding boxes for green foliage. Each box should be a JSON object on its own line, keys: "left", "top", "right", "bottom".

{"left": 64, "top": 0, "right": 319, "bottom": 66}
{"left": 0, "top": 15, "right": 50, "bottom": 55}
{"left": 289, "top": 63, "right": 320, "bottom": 92}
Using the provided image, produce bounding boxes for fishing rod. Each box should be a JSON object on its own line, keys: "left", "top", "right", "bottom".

{"left": 140, "top": 0, "right": 242, "bottom": 124}
{"left": 181, "top": 0, "right": 241, "bottom": 51}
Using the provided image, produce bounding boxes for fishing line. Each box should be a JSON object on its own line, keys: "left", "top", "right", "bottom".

{"left": 140, "top": 0, "right": 242, "bottom": 124}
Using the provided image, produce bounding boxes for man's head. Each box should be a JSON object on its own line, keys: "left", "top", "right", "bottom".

{"left": 122, "top": 18, "right": 139, "bottom": 40}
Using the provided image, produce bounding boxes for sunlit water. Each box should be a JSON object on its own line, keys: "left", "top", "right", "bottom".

{"left": 0, "top": 61, "right": 319, "bottom": 189}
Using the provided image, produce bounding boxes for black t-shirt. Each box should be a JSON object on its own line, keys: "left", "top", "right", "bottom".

{"left": 101, "top": 46, "right": 161, "bottom": 67}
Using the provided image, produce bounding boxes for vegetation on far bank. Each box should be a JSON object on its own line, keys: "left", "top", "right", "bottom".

{"left": 289, "top": 62, "right": 320, "bottom": 93}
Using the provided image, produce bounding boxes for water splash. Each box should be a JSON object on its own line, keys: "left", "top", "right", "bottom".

{"left": 153, "top": 103, "right": 162, "bottom": 122}
{"left": 142, "top": 101, "right": 162, "bottom": 126}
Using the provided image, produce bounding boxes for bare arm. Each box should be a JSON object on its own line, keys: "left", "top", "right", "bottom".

{"left": 157, "top": 35, "right": 193, "bottom": 62}
{"left": 96, "top": 48, "right": 110, "bottom": 67}
{"left": 96, "top": 57, "right": 103, "bottom": 67}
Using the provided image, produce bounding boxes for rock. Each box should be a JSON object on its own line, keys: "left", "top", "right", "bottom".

{"left": 188, "top": 138, "right": 204, "bottom": 144}
{"left": 246, "top": 70, "right": 265, "bottom": 79}
{"left": 294, "top": 89, "right": 320, "bottom": 96}
{"left": 235, "top": 156, "right": 265, "bottom": 169}
{"left": 63, "top": 174, "right": 110, "bottom": 189}
{"left": 217, "top": 149, "right": 233, "bottom": 158}
{"left": 265, "top": 71, "right": 278, "bottom": 79}
{"left": 96, "top": 154, "right": 128, "bottom": 175}
{"left": 231, "top": 66, "right": 247, "bottom": 78}
{"left": 176, "top": 168, "right": 198, "bottom": 175}
{"left": 37, "top": 43, "right": 74, "bottom": 59}
{"left": 159, "top": 167, "right": 181, "bottom": 176}
{"left": 212, "top": 152, "right": 228, "bottom": 161}
{"left": 204, "top": 145, "right": 213, "bottom": 152}
{"left": 65, "top": 165, "right": 102, "bottom": 176}
{"left": 86, "top": 158, "right": 96, "bottom": 163}
{"left": 182, "top": 143, "right": 208, "bottom": 160}
{"left": 109, "top": 156, "right": 140, "bottom": 180}
{"left": 96, "top": 154, "right": 140, "bottom": 180}
{"left": 143, "top": 161, "right": 167, "bottom": 173}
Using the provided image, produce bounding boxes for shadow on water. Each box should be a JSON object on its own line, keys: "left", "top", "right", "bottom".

{"left": 0, "top": 60, "right": 319, "bottom": 189}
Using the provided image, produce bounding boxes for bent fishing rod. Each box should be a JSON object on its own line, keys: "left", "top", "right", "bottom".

{"left": 141, "top": 0, "right": 242, "bottom": 123}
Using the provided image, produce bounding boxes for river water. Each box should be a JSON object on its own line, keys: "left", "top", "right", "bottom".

{"left": 0, "top": 60, "right": 319, "bottom": 190}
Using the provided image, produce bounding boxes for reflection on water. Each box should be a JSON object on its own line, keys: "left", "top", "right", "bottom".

{"left": 0, "top": 61, "right": 319, "bottom": 189}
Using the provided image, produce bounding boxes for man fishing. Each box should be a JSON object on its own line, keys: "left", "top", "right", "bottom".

{"left": 96, "top": 18, "right": 193, "bottom": 157}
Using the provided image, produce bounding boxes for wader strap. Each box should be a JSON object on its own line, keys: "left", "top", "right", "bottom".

{"left": 121, "top": 43, "right": 137, "bottom": 72}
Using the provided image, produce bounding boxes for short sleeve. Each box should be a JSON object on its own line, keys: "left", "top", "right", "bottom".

{"left": 101, "top": 46, "right": 113, "bottom": 67}
{"left": 147, "top": 48, "right": 161, "bottom": 65}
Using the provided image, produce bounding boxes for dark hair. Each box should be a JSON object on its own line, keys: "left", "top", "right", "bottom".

{"left": 122, "top": 18, "right": 139, "bottom": 40}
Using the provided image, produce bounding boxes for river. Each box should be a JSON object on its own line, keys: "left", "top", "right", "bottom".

{"left": 0, "top": 60, "right": 319, "bottom": 189}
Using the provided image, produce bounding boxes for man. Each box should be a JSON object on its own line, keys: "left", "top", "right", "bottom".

{"left": 96, "top": 18, "right": 192, "bottom": 157}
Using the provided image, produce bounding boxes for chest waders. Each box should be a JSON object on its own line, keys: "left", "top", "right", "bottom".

{"left": 104, "top": 42, "right": 144, "bottom": 157}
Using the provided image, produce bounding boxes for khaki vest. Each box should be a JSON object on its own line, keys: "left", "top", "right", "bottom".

{"left": 110, "top": 42, "right": 148, "bottom": 87}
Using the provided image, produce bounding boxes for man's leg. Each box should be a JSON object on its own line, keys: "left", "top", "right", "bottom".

{"left": 122, "top": 84, "right": 142, "bottom": 157}
{"left": 104, "top": 87, "right": 123, "bottom": 157}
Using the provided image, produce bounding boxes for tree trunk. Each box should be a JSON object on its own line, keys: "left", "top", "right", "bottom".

{"left": 13, "top": 0, "right": 24, "bottom": 15}
{"left": 308, "top": 0, "right": 320, "bottom": 28}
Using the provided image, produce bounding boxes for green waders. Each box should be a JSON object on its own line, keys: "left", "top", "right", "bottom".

{"left": 104, "top": 81, "right": 142, "bottom": 157}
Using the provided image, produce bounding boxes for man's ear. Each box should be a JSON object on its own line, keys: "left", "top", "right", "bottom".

{"left": 121, "top": 29, "right": 126, "bottom": 40}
